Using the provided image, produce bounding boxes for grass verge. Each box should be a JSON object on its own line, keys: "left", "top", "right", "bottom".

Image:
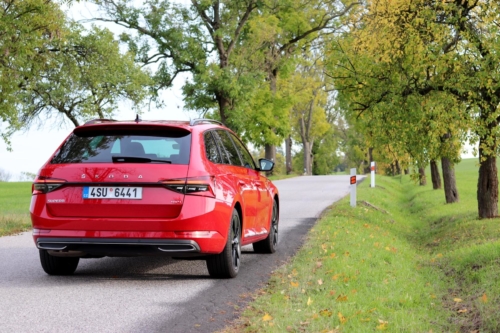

{"left": 0, "top": 182, "right": 32, "bottom": 236}
{"left": 222, "top": 158, "right": 500, "bottom": 332}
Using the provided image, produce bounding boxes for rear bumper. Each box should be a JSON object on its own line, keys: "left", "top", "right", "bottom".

{"left": 36, "top": 237, "right": 203, "bottom": 258}
{"left": 31, "top": 195, "right": 232, "bottom": 255}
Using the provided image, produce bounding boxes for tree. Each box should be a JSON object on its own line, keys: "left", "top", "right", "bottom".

{"left": 240, "top": 0, "right": 360, "bottom": 165}
{"left": 93, "top": 0, "right": 259, "bottom": 131}
{"left": 1, "top": 1, "right": 152, "bottom": 144}
{"left": 312, "top": 127, "right": 340, "bottom": 175}
{"left": 289, "top": 59, "right": 330, "bottom": 175}
{"left": 93, "top": 0, "right": 359, "bottom": 170}
{"left": 18, "top": 22, "right": 152, "bottom": 127}
{"left": 0, "top": 0, "right": 65, "bottom": 146}
{"left": 326, "top": 0, "right": 471, "bottom": 206}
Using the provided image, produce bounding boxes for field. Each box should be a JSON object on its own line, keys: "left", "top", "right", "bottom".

{"left": 222, "top": 158, "right": 500, "bottom": 332}
{"left": 0, "top": 182, "right": 32, "bottom": 236}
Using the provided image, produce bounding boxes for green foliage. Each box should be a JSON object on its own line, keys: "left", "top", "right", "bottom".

{"left": 94, "top": 0, "right": 358, "bottom": 152}
{"left": 0, "top": 0, "right": 153, "bottom": 143}
{"left": 19, "top": 22, "right": 153, "bottom": 127}
{"left": 239, "top": 77, "right": 294, "bottom": 147}
{"left": 326, "top": 0, "right": 500, "bottom": 216}
{"left": 0, "top": 0, "right": 65, "bottom": 143}
{"left": 312, "top": 128, "right": 340, "bottom": 175}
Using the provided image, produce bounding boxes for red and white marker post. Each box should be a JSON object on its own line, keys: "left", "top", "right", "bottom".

{"left": 350, "top": 168, "right": 357, "bottom": 207}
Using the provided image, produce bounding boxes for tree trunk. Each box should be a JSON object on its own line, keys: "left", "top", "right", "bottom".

{"left": 430, "top": 160, "right": 442, "bottom": 190}
{"left": 363, "top": 147, "right": 373, "bottom": 174}
{"left": 418, "top": 167, "right": 426, "bottom": 186}
{"left": 264, "top": 144, "right": 276, "bottom": 176}
{"left": 216, "top": 91, "right": 231, "bottom": 127}
{"left": 395, "top": 160, "right": 401, "bottom": 175}
{"left": 477, "top": 107, "right": 499, "bottom": 218}
{"left": 303, "top": 141, "right": 312, "bottom": 175}
{"left": 478, "top": 151, "right": 498, "bottom": 218}
{"left": 441, "top": 157, "right": 458, "bottom": 203}
{"left": 285, "top": 136, "right": 292, "bottom": 175}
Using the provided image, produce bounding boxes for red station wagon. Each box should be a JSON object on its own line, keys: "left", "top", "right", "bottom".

{"left": 30, "top": 118, "right": 279, "bottom": 278}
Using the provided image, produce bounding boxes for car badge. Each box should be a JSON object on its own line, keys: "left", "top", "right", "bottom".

{"left": 138, "top": 175, "right": 143, "bottom": 179}
{"left": 124, "top": 175, "right": 129, "bottom": 179}
{"left": 81, "top": 174, "right": 86, "bottom": 178}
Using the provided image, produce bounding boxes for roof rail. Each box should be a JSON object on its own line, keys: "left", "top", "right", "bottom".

{"left": 84, "top": 118, "right": 117, "bottom": 125}
{"left": 189, "top": 118, "right": 224, "bottom": 126}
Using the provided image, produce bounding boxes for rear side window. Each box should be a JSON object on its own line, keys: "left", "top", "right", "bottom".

{"left": 204, "top": 131, "right": 222, "bottom": 164}
{"left": 51, "top": 129, "right": 191, "bottom": 165}
{"left": 213, "top": 130, "right": 242, "bottom": 166}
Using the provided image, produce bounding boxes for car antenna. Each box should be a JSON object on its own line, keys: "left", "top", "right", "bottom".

{"left": 135, "top": 114, "right": 141, "bottom": 123}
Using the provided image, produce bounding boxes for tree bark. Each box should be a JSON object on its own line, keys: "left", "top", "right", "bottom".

{"left": 363, "top": 147, "right": 373, "bottom": 174}
{"left": 285, "top": 135, "right": 292, "bottom": 175}
{"left": 430, "top": 160, "right": 442, "bottom": 190}
{"left": 477, "top": 108, "right": 499, "bottom": 218}
{"left": 441, "top": 157, "right": 459, "bottom": 203}
{"left": 395, "top": 160, "right": 401, "bottom": 175}
{"left": 302, "top": 141, "right": 312, "bottom": 175}
{"left": 418, "top": 167, "right": 426, "bottom": 186}
{"left": 477, "top": 151, "right": 498, "bottom": 218}
{"left": 264, "top": 65, "right": 278, "bottom": 174}
{"left": 264, "top": 144, "right": 276, "bottom": 176}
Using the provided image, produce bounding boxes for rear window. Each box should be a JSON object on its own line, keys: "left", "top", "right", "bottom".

{"left": 51, "top": 129, "right": 191, "bottom": 165}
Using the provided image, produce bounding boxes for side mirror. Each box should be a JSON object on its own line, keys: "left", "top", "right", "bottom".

{"left": 258, "top": 158, "right": 274, "bottom": 172}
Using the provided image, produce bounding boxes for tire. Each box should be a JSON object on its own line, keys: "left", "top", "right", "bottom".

{"left": 206, "top": 209, "right": 241, "bottom": 278}
{"left": 253, "top": 200, "right": 278, "bottom": 254}
{"left": 39, "top": 250, "right": 80, "bottom": 275}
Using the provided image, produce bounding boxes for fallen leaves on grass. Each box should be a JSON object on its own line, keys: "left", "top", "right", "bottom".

{"left": 377, "top": 319, "right": 388, "bottom": 330}
{"left": 319, "top": 309, "right": 333, "bottom": 317}
{"left": 262, "top": 313, "right": 273, "bottom": 321}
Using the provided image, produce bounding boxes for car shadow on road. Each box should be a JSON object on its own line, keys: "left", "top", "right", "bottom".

{"left": 72, "top": 256, "right": 211, "bottom": 281}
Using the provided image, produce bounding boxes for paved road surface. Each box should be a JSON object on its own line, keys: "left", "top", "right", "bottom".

{"left": 0, "top": 175, "right": 354, "bottom": 333}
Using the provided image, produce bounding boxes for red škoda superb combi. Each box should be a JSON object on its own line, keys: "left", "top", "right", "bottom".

{"left": 30, "top": 118, "right": 279, "bottom": 278}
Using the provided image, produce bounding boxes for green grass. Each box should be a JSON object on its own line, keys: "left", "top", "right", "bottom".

{"left": 0, "top": 182, "right": 32, "bottom": 236}
{"left": 222, "top": 158, "right": 500, "bottom": 332}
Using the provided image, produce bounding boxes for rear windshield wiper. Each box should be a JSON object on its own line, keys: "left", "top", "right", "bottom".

{"left": 112, "top": 156, "right": 172, "bottom": 164}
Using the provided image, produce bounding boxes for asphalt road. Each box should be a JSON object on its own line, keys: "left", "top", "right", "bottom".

{"left": 0, "top": 175, "right": 354, "bottom": 333}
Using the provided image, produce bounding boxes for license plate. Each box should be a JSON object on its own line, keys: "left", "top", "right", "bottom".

{"left": 83, "top": 187, "right": 142, "bottom": 199}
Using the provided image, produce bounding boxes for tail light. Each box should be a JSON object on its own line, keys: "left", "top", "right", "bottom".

{"left": 32, "top": 177, "right": 67, "bottom": 194}
{"left": 160, "top": 176, "right": 216, "bottom": 198}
